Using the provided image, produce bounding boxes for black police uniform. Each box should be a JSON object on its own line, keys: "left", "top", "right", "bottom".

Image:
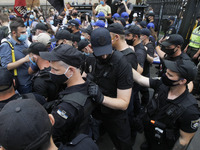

{"left": 57, "top": 134, "right": 99, "bottom": 150}
{"left": 143, "top": 78, "right": 200, "bottom": 150}
{"left": 131, "top": 42, "right": 147, "bottom": 117}
{"left": 164, "top": 25, "right": 176, "bottom": 37}
{"left": 90, "top": 50, "right": 133, "bottom": 150}
{"left": 51, "top": 80, "right": 96, "bottom": 144}
{"left": 32, "top": 67, "right": 59, "bottom": 101}
{"left": 120, "top": 47, "right": 138, "bottom": 70}
{"left": 158, "top": 52, "right": 191, "bottom": 77}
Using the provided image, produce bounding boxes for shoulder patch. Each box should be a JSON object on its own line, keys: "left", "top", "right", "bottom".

{"left": 57, "top": 109, "right": 68, "bottom": 119}
{"left": 191, "top": 118, "right": 200, "bottom": 129}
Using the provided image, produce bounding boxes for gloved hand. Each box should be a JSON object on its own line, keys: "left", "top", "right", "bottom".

{"left": 88, "top": 82, "right": 104, "bottom": 104}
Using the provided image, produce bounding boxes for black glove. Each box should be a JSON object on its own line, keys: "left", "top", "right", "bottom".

{"left": 88, "top": 82, "right": 104, "bottom": 104}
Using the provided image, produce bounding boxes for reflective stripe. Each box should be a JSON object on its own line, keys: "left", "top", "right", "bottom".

{"left": 190, "top": 40, "right": 200, "bottom": 45}
{"left": 192, "top": 32, "right": 200, "bottom": 36}
{"left": 4, "top": 41, "right": 17, "bottom": 76}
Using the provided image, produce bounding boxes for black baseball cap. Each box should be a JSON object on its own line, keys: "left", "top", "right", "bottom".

{"left": 40, "top": 44, "right": 84, "bottom": 68}
{"left": 50, "top": 29, "right": 72, "bottom": 42}
{"left": 164, "top": 59, "right": 197, "bottom": 82}
{"left": 91, "top": 28, "right": 112, "bottom": 56}
{"left": 116, "top": 17, "right": 126, "bottom": 27}
{"left": 168, "top": 16, "right": 175, "bottom": 21}
{"left": 139, "top": 21, "right": 147, "bottom": 28}
{"left": 0, "top": 99, "right": 52, "bottom": 150}
{"left": 0, "top": 67, "right": 13, "bottom": 92}
{"left": 81, "top": 25, "right": 93, "bottom": 35}
{"left": 107, "top": 23, "right": 125, "bottom": 35}
{"left": 35, "top": 23, "right": 48, "bottom": 31}
{"left": 141, "top": 28, "right": 151, "bottom": 36}
{"left": 67, "top": 19, "right": 79, "bottom": 27}
{"left": 160, "top": 34, "right": 184, "bottom": 47}
{"left": 24, "top": 42, "right": 48, "bottom": 55}
{"left": 125, "top": 25, "right": 141, "bottom": 35}
{"left": 78, "top": 39, "right": 90, "bottom": 51}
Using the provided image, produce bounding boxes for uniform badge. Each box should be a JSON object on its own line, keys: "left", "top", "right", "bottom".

{"left": 89, "top": 65, "right": 92, "bottom": 73}
{"left": 57, "top": 109, "right": 68, "bottom": 119}
{"left": 191, "top": 118, "right": 200, "bottom": 129}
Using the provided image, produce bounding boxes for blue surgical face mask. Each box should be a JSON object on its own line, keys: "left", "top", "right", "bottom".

{"left": 91, "top": 20, "right": 95, "bottom": 24}
{"left": 30, "top": 15, "right": 34, "bottom": 20}
{"left": 100, "top": 1, "right": 104, "bottom": 5}
{"left": 83, "top": 52, "right": 90, "bottom": 56}
{"left": 81, "top": 36, "right": 85, "bottom": 40}
{"left": 40, "top": 19, "right": 44, "bottom": 23}
{"left": 18, "top": 34, "right": 27, "bottom": 42}
{"left": 124, "top": 0, "right": 127, "bottom": 2}
{"left": 50, "top": 20, "right": 54, "bottom": 25}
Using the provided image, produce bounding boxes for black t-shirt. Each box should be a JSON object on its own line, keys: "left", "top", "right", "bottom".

{"left": 92, "top": 50, "right": 133, "bottom": 98}
{"left": 57, "top": 134, "right": 99, "bottom": 150}
{"left": 143, "top": 42, "right": 154, "bottom": 76}
{"left": 134, "top": 42, "right": 147, "bottom": 68}
{"left": 149, "top": 78, "right": 200, "bottom": 133}
{"left": 120, "top": 48, "right": 138, "bottom": 70}
{"left": 32, "top": 67, "right": 58, "bottom": 101}
{"left": 52, "top": 80, "right": 96, "bottom": 143}
{"left": 118, "top": 2, "right": 133, "bottom": 15}
{"left": 0, "top": 94, "right": 20, "bottom": 110}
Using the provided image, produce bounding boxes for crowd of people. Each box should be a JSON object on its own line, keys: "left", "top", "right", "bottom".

{"left": 0, "top": 0, "right": 200, "bottom": 150}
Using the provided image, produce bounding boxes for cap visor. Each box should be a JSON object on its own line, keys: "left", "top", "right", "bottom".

{"left": 93, "top": 44, "right": 112, "bottom": 57}
{"left": 160, "top": 41, "right": 173, "bottom": 47}
{"left": 50, "top": 38, "right": 57, "bottom": 42}
{"left": 164, "top": 60, "right": 179, "bottom": 72}
{"left": 95, "top": 15, "right": 99, "bottom": 18}
{"left": 125, "top": 30, "right": 131, "bottom": 35}
{"left": 39, "top": 51, "right": 60, "bottom": 61}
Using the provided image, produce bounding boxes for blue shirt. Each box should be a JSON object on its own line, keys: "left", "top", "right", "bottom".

{"left": 0, "top": 37, "right": 31, "bottom": 86}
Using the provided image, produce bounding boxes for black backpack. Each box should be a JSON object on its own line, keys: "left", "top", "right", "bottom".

{"left": 0, "top": 26, "right": 9, "bottom": 44}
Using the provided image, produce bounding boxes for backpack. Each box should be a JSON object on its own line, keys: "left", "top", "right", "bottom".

{"left": 0, "top": 26, "right": 9, "bottom": 44}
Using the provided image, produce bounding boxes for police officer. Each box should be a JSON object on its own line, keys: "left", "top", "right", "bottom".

{"left": 159, "top": 16, "right": 176, "bottom": 43}
{"left": 0, "top": 67, "right": 46, "bottom": 109}
{"left": 156, "top": 34, "right": 191, "bottom": 77}
{"left": 108, "top": 23, "right": 138, "bottom": 70}
{"left": 40, "top": 44, "right": 96, "bottom": 143}
{"left": 0, "top": 99, "right": 99, "bottom": 150}
{"left": 88, "top": 28, "right": 133, "bottom": 150}
{"left": 184, "top": 26, "right": 200, "bottom": 65}
{"left": 25, "top": 42, "right": 59, "bottom": 102}
{"left": 132, "top": 59, "right": 200, "bottom": 150}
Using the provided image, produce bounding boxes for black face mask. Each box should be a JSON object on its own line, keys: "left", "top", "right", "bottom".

{"left": 126, "top": 38, "right": 134, "bottom": 46}
{"left": 95, "top": 54, "right": 112, "bottom": 64}
{"left": 162, "top": 46, "right": 177, "bottom": 56}
{"left": 67, "top": 28, "right": 73, "bottom": 33}
{"left": 50, "top": 73, "right": 69, "bottom": 86}
{"left": 161, "top": 73, "right": 180, "bottom": 87}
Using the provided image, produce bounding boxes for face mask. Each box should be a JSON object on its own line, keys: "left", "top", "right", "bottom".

{"left": 126, "top": 38, "right": 134, "bottom": 46}
{"left": 40, "top": 20, "right": 44, "bottom": 23}
{"left": 149, "top": 11, "right": 153, "bottom": 13}
{"left": 162, "top": 46, "right": 177, "bottom": 56}
{"left": 50, "top": 20, "right": 54, "bottom": 25}
{"left": 67, "top": 28, "right": 72, "bottom": 33}
{"left": 30, "top": 15, "right": 34, "bottom": 20}
{"left": 124, "top": 0, "right": 127, "bottom": 2}
{"left": 100, "top": 1, "right": 104, "bottom": 5}
{"left": 81, "top": 36, "right": 85, "bottom": 40}
{"left": 91, "top": 20, "right": 95, "bottom": 24}
{"left": 161, "top": 73, "right": 180, "bottom": 87}
{"left": 83, "top": 52, "right": 90, "bottom": 56}
{"left": 18, "top": 34, "right": 27, "bottom": 42}
{"left": 50, "top": 67, "right": 72, "bottom": 85}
